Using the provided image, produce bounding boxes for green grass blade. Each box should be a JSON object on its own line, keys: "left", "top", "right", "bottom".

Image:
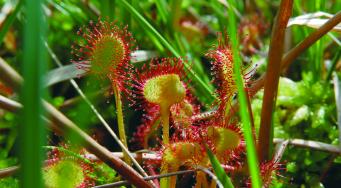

{"left": 101, "top": 0, "right": 115, "bottom": 20}
{"left": 155, "top": 0, "right": 169, "bottom": 23}
{"left": 117, "top": 0, "right": 215, "bottom": 100}
{"left": 205, "top": 146, "right": 234, "bottom": 188}
{"left": 225, "top": 0, "right": 262, "bottom": 187}
{"left": 118, "top": 0, "right": 179, "bottom": 56}
{"left": 19, "top": 0, "right": 47, "bottom": 187}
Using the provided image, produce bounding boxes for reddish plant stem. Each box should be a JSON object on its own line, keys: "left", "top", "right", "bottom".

{"left": 245, "top": 88, "right": 257, "bottom": 140}
{"left": 282, "top": 11, "right": 341, "bottom": 70}
{"left": 258, "top": 0, "right": 293, "bottom": 162}
{"left": 248, "top": 11, "right": 341, "bottom": 105}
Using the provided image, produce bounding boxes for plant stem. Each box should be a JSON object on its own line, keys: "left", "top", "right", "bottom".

{"left": 169, "top": 166, "right": 179, "bottom": 188}
{"left": 160, "top": 105, "right": 170, "bottom": 188}
{"left": 195, "top": 171, "right": 209, "bottom": 188}
{"left": 113, "top": 83, "right": 131, "bottom": 164}
{"left": 160, "top": 164, "right": 169, "bottom": 188}
{"left": 160, "top": 105, "right": 170, "bottom": 145}
{"left": 258, "top": 0, "right": 293, "bottom": 162}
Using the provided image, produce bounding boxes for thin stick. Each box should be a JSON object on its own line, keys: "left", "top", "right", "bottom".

{"left": 0, "top": 94, "right": 22, "bottom": 112}
{"left": 333, "top": 73, "right": 341, "bottom": 150}
{"left": 0, "top": 166, "right": 19, "bottom": 179}
{"left": 93, "top": 169, "right": 196, "bottom": 188}
{"left": 0, "top": 57, "right": 22, "bottom": 90}
{"left": 93, "top": 167, "right": 224, "bottom": 188}
{"left": 273, "top": 140, "right": 289, "bottom": 163}
{"left": 258, "top": 0, "right": 293, "bottom": 162}
{"left": 273, "top": 138, "right": 341, "bottom": 154}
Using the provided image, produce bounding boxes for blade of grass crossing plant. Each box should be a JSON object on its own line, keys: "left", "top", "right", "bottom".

{"left": 118, "top": 0, "right": 178, "bottom": 55}
{"left": 314, "top": 0, "right": 324, "bottom": 81}
{"left": 20, "top": 0, "right": 47, "bottom": 187}
{"left": 225, "top": 0, "right": 262, "bottom": 187}
{"left": 118, "top": 0, "right": 131, "bottom": 24}
{"left": 0, "top": 0, "right": 23, "bottom": 45}
{"left": 210, "top": 0, "right": 227, "bottom": 31}
{"left": 100, "top": 0, "right": 115, "bottom": 20}
{"left": 205, "top": 146, "right": 234, "bottom": 188}
{"left": 170, "top": 0, "right": 181, "bottom": 29}
{"left": 155, "top": 0, "right": 168, "bottom": 23}
{"left": 117, "top": 0, "right": 215, "bottom": 100}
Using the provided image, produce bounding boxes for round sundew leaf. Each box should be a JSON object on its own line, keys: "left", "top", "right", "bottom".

{"left": 91, "top": 35, "right": 125, "bottom": 74}
{"left": 43, "top": 160, "right": 85, "bottom": 188}
{"left": 162, "top": 142, "right": 202, "bottom": 167}
{"left": 207, "top": 126, "right": 241, "bottom": 153}
{"left": 143, "top": 74, "right": 186, "bottom": 107}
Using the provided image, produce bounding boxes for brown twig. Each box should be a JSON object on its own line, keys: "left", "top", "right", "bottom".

{"left": 93, "top": 166, "right": 226, "bottom": 188}
{"left": 0, "top": 94, "right": 21, "bottom": 112}
{"left": 93, "top": 169, "right": 197, "bottom": 188}
{"left": 282, "top": 11, "right": 341, "bottom": 70}
{"left": 0, "top": 166, "right": 19, "bottom": 179}
{"left": 258, "top": 0, "right": 293, "bottom": 162}
{"left": 0, "top": 57, "right": 22, "bottom": 90}
{"left": 245, "top": 89, "right": 257, "bottom": 140}
{"left": 273, "top": 138, "right": 341, "bottom": 154}
{"left": 273, "top": 140, "right": 289, "bottom": 163}
{"left": 0, "top": 59, "right": 152, "bottom": 188}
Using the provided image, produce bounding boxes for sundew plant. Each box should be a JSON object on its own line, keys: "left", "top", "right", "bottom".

{"left": 0, "top": 0, "right": 340, "bottom": 188}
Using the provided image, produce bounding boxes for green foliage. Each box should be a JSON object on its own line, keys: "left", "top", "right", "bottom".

{"left": 0, "top": 0, "right": 340, "bottom": 187}
{"left": 0, "top": 177, "right": 19, "bottom": 188}
{"left": 252, "top": 75, "right": 338, "bottom": 187}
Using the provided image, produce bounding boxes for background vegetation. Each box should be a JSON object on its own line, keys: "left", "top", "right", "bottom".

{"left": 0, "top": 0, "right": 340, "bottom": 187}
